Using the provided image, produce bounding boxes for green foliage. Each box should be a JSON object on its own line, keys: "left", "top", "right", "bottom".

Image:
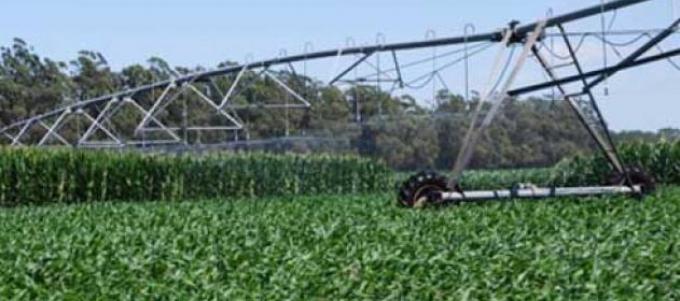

{"left": 463, "top": 141, "right": 680, "bottom": 189}
{"left": 446, "top": 141, "right": 680, "bottom": 189}
{"left": 357, "top": 115, "right": 440, "bottom": 170}
{"left": 459, "top": 168, "right": 556, "bottom": 190}
{"left": 395, "top": 141, "right": 680, "bottom": 190}
{"left": 555, "top": 140, "right": 680, "bottom": 186}
{"left": 1, "top": 38, "right": 678, "bottom": 170}
{"left": 1, "top": 189, "right": 680, "bottom": 299}
{"left": 0, "top": 39, "right": 72, "bottom": 127}
{"left": 0, "top": 148, "right": 392, "bottom": 206}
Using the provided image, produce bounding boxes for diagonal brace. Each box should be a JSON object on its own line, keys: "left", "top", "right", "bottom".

{"left": 584, "top": 18, "right": 680, "bottom": 91}
{"left": 329, "top": 51, "right": 375, "bottom": 85}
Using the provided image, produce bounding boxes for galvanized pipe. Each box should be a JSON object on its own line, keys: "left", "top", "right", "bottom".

{"left": 440, "top": 185, "right": 641, "bottom": 202}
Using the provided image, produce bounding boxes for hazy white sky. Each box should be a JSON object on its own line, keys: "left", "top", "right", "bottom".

{"left": 1, "top": 0, "right": 679, "bottom": 131}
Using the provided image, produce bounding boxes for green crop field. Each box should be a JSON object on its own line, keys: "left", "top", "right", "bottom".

{"left": 1, "top": 188, "right": 679, "bottom": 300}
{"left": 1, "top": 142, "right": 679, "bottom": 299}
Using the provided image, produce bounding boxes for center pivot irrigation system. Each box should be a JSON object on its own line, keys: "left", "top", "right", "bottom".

{"left": 1, "top": 0, "right": 678, "bottom": 205}
{"left": 399, "top": 0, "right": 678, "bottom": 206}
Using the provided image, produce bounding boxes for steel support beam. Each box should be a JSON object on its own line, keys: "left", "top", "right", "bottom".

{"left": 263, "top": 71, "right": 312, "bottom": 108}
{"left": 11, "top": 121, "right": 34, "bottom": 146}
{"left": 186, "top": 84, "right": 243, "bottom": 130}
{"left": 509, "top": 47, "right": 680, "bottom": 96}
{"left": 123, "top": 97, "right": 182, "bottom": 143}
{"left": 558, "top": 24, "right": 628, "bottom": 177}
{"left": 38, "top": 109, "right": 72, "bottom": 146}
{"left": 391, "top": 50, "right": 405, "bottom": 88}
{"left": 531, "top": 46, "right": 624, "bottom": 173}
{"left": 78, "top": 102, "right": 124, "bottom": 146}
{"left": 584, "top": 18, "right": 680, "bottom": 91}
{"left": 37, "top": 120, "right": 70, "bottom": 146}
{"left": 0, "top": 0, "right": 652, "bottom": 137}
{"left": 136, "top": 82, "right": 177, "bottom": 133}
{"left": 219, "top": 66, "right": 248, "bottom": 109}
{"left": 329, "top": 51, "right": 374, "bottom": 85}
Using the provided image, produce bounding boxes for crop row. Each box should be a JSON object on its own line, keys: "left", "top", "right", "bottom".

{"left": 1, "top": 141, "right": 677, "bottom": 205}
{"left": 555, "top": 140, "right": 680, "bottom": 186}
{"left": 455, "top": 141, "right": 680, "bottom": 189}
{"left": 397, "top": 141, "right": 680, "bottom": 191}
{"left": 1, "top": 188, "right": 679, "bottom": 299}
{"left": 0, "top": 148, "right": 393, "bottom": 206}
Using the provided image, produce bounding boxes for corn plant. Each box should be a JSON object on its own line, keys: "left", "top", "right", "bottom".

{"left": 555, "top": 140, "right": 680, "bottom": 186}
{"left": 0, "top": 148, "right": 393, "bottom": 206}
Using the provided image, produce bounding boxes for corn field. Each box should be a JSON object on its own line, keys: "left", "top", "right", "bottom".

{"left": 0, "top": 148, "right": 393, "bottom": 206}
{"left": 1, "top": 142, "right": 680, "bottom": 298}
{"left": 392, "top": 141, "right": 680, "bottom": 191}
{"left": 457, "top": 141, "right": 680, "bottom": 189}
{"left": 555, "top": 140, "right": 680, "bottom": 186}
{"left": 2, "top": 141, "right": 678, "bottom": 206}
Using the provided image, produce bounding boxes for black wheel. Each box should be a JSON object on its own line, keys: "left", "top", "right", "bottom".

{"left": 397, "top": 171, "right": 459, "bottom": 207}
{"left": 608, "top": 165, "right": 656, "bottom": 196}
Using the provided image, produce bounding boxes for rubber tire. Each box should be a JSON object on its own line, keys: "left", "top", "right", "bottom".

{"left": 398, "top": 171, "right": 456, "bottom": 207}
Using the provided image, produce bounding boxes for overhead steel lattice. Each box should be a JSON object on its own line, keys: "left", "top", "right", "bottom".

{"left": 1, "top": 0, "right": 678, "bottom": 149}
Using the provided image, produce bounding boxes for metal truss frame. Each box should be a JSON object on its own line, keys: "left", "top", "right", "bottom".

{"left": 2, "top": 66, "right": 313, "bottom": 147}
{"left": 2, "top": 0, "right": 678, "bottom": 150}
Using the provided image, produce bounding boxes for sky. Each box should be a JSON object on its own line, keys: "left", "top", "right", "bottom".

{"left": 1, "top": 0, "right": 679, "bottom": 131}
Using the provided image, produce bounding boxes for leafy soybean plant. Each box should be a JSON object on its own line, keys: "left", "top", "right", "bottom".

{"left": 0, "top": 142, "right": 679, "bottom": 299}
{"left": 1, "top": 189, "right": 679, "bottom": 299}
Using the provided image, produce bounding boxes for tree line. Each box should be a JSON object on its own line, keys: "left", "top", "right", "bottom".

{"left": 1, "top": 38, "right": 677, "bottom": 170}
